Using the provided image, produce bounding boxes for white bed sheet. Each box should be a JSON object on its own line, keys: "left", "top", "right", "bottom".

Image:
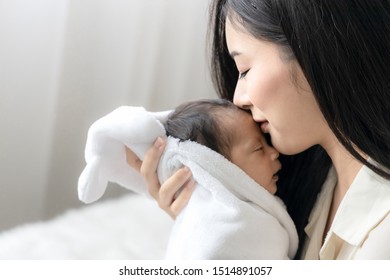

{"left": 0, "top": 194, "right": 173, "bottom": 259}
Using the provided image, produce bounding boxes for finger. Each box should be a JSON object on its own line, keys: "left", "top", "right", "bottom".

{"left": 169, "top": 179, "right": 196, "bottom": 218}
{"left": 158, "top": 166, "right": 192, "bottom": 210}
{"left": 140, "top": 137, "right": 166, "bottom": 199}
{"left": 125, "top": 147, "right": 142, "bottom": 172}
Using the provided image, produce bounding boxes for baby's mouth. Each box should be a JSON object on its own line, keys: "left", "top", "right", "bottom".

{"left": 272, "top": 169, "right": 281, "bottom": 181}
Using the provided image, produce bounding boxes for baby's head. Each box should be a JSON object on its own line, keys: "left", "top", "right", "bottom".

{"left": 165, "top": 99, "right": 281, "bottom": 194}
{"left": 165, "top": 99, "right": 236, "bottom": 160}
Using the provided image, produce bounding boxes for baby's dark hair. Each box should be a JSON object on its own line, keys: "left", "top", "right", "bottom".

{"left": 164, "top": 99, "right": 241, "bottom": 160}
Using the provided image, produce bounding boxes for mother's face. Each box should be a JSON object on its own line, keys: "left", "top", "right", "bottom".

{"left": 225, "top": 18, "right": 329, "bottom": 155}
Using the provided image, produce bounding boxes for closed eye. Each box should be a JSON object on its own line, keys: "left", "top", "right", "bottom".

{"left": 238, "top": 69, "right": 250, "bottom": 80}
{"left": 254, "top": 146, "right": 264, "bottom": 152}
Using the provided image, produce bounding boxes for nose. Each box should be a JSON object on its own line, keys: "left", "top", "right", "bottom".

{"left": 233, "top": 85, "right": 252, "bottom": 110}
{"left": 234, "top": 87, "right": 268, "bottom": 123}
{"left": 268, "top": 146, "right": 279, "bottom": 161}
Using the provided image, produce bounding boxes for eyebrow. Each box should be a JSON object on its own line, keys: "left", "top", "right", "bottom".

{"left": 229, "top": 51, "right": 241, "bottom": 58}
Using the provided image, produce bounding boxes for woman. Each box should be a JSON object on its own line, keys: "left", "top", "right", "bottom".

{"left": 126, "top": 0, "right": 390, "bottom": 259}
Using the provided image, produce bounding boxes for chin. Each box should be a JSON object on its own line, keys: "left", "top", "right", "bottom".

{"left": 272, "top": 139, "right": 306, "bottom": 156}
{"left": 268, "top": 183, "right": 277, "bottom": 195}
{"left": 279, "top": 146, "right": 308, "bottom": 156}
{"left": 271, "top": 138, "right": 293, "bottom": 155}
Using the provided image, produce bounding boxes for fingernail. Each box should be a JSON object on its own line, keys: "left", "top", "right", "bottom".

{"left": 154, "top": 137, "right": 164, "bottom": 148}
{"left": 183, "top": 166, "right": 191, "bottom": 174}
{"left": 183, "top": 178, "right": 195, "bottom": 189}
{"left": 187, "top": 179, "right": 196, "bottom": 189}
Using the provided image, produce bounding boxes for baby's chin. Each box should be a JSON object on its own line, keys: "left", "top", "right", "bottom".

{"left": 269, "top": 183, "right": 278, "bottom": 195}
{"left": 262, "top": 180, "right": 277, "bottom": 195}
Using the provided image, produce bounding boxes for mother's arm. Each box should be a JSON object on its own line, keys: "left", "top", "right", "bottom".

{"left": 125, "top": 137, "right": 195, "bottom": 219}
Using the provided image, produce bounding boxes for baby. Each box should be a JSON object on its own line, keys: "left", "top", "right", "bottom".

{"left": 78, "top": 98, "right": 297, "bottom": 259}
{"left": 164, "top": 99, "right": 281, "bottom": 194}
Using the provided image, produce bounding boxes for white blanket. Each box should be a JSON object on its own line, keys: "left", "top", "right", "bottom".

{"left": 78, "top": 106, "right": 298, "bottom": 259}
{"left": 0, "top": 194, "right": 173, "bottom": 259}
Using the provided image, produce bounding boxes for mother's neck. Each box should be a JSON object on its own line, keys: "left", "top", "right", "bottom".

{"left": 322, "top": 135, "right": 364, "bottom": 197}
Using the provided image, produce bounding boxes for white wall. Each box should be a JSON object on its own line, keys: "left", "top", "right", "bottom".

{"left": 0, "top": 0, "right": 69, "bottom": 230}
{"left": 0, "top": 0, "right": 215, "bottom": 231}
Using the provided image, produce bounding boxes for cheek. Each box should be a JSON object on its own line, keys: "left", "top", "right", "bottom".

{"left": 245, "top": 63, "right": 326, "bottom": 153}
{"left": 247, "top": 62, "right": 293, "bottom": 118}
{"left": 249, "top": 87, "right": 317, "bottom": 153}
{"left": 249, "top": 78, "right": 292, "bottom": 135}
{"left": 266, "top": 94, "right": 327, "bottom": 154}
{"left": 247, "top": 72, "right": 278, "bottom": 109}
{"left": 251, "top": 159, "right": 277, "bottom": 194}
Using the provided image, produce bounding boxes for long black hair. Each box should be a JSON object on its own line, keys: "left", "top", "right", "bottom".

{"left": 208, "top": 0, "right": 390, "bottom": 258}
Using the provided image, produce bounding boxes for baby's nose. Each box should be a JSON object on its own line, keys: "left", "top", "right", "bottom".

{"left": 269, "top": 147, "right": 279, "bottom": 161}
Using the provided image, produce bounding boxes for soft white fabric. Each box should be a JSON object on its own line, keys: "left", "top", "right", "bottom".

{"left": 78, "top": 106, "right": 298, "bottom": 259}
{"left": 78, "top": 107, "right": 170, "bottom": 201}
{"left": 0, "top": 194, "right": 173, "bottom": 259}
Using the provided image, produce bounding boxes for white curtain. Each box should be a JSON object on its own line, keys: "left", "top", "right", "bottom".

{"left": 0, "top": 0, "right": 215, "bottom": 231}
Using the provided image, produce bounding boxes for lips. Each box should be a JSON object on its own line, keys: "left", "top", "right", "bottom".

{"left": 272, "top": 167, "right": 281, "bottom": 181}
{"left": 272, "top": 171, "right": 278, "bottom": 181}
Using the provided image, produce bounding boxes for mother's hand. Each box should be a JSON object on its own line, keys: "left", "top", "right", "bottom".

{"left": 125, "top": 137, "right": 195, "bottom": 219}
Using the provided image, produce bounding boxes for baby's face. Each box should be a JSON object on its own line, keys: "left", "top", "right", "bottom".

{"left": 229, "top": 111, "right": 281, "bottom": 194}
